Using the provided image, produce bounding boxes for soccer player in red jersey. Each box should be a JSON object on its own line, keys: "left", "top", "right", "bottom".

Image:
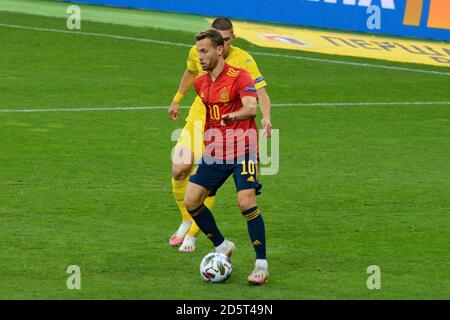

{"left": 184, "top": 29, "right": 268, "bottom": 285}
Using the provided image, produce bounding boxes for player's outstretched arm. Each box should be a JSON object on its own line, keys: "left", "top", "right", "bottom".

{"left": 240, "top": 53, "right": 272, "bottom": 136}
{"left": 257, "top": 87, "right": 272, "bottom": 137}
{"left": 168, "top": 69, "right": 196, "bottom": 120}
{"left": 221, "top": 96, "right": 257, "bottom": 126}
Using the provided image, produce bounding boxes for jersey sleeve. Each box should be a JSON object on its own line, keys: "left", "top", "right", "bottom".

{"left": 186, "top": 46, "right": 200, "bottom": 75}
{"left": 241, "top": 54, "right": 267, "bottom": 90}
{"left": 237, "top": 69, "right": 258, "bottom": 100}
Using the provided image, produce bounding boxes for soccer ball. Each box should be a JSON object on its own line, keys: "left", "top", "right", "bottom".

{"left": 200, "top": 252, "right": 232, "bottom": 283}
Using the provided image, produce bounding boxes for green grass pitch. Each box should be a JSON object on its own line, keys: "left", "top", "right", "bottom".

{"left": 0, "top": 6, "right": 449, "bottom": 299}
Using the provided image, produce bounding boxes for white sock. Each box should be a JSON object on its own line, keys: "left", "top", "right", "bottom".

{"left": 182, "top": 235, "right": 197, "bottom": 246}
{"left": 256, "top": 259, "right": 268, "bottom": 270}
{"left": 175, "top": 220, "right": 192, "bottom": 238}
{"left": 215, "top": 239, "right": 230, "bottom": 254}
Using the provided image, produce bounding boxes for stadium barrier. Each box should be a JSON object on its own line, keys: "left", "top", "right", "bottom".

{"left": 68, "top": 0, "right": 450, "bottom": 41}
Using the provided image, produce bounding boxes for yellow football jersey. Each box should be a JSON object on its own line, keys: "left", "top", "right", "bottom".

{"left": 186, "top": 45, "right": 267, "bottom": 121}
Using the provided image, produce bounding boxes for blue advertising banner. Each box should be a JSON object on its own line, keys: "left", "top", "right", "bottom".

{"left": 68, "top": 0, "right": 450, "bottom": 41}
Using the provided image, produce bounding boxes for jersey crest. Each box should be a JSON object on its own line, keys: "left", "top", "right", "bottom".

{"left": 220, "top": 87, "right": 229, "bottom": 103}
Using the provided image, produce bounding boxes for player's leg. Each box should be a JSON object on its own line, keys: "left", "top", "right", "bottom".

{"left": 180, "top": 195, "right": 216, "bottom": 252}
{"left": 170, "top": 107, "right": 208, "bottom": 248}
{"left": 170, "top": 134, "right": 195, "bottom": 247}
{"left": 234, "top": 160, "right": 268, "bottom": 285}
{"left": 176, "top": 102, "right": 216, "bottom": 252}
{"left": 185, "top": 162, "right": 235, "bottom": 257}
{"left": 184, "top": 182, "right": 228, "bottom": 251}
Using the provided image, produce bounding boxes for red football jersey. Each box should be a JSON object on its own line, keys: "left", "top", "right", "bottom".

{"left": 194, "top": 63, "right": 258, "bottom": 161}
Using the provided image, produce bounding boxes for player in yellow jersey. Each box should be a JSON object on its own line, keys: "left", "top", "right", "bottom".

{"left": 168, "top": 18, "right": 272, "bottom": 252}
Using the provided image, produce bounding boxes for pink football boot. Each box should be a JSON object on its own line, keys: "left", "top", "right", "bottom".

{"left": 169, "top": 234, "right": 184, "bottom": 247}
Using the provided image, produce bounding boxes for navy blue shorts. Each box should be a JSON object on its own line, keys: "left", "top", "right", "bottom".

{"left": 189, "top": 155, "right": 262, "bottom": 197}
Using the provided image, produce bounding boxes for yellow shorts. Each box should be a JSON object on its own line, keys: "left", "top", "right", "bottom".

{"left": 175, "top": 97, "right": 206, "bottom": 163}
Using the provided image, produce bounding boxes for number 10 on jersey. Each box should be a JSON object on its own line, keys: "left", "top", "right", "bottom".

{"left": 208, "top": 104, "right": 221, "bottom": 120}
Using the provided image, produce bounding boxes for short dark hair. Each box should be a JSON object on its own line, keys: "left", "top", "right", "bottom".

{"left": 211, "top": 18, "right": 233, "bottom": 31}
{"left": 194, "top": 29, "right": 224, "bottom": 47}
